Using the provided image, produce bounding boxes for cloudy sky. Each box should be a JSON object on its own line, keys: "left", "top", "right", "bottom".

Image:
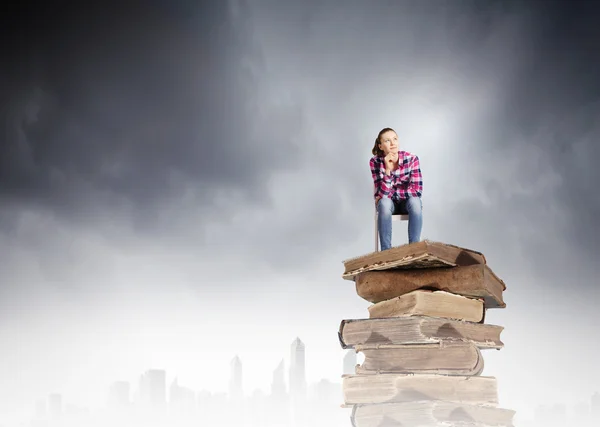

{"left": 1, "top": 0, "right": 599, "bottom": 424}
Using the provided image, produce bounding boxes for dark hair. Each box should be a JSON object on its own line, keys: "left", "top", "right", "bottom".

{"left": 371, "top": 127, "right": 396, "bottom": 157}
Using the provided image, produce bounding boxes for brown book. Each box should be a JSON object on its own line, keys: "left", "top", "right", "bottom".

{"left": 338, "top": 317, "right": 504, "bottom": 350}
{"left": 368, "top": 290, "right": 484, "bottom": 322}
{"left": 351, "top": 400, "right": 515, "bottom": 427}
{"left": 355, "top": 264, "right": 506, "bottom": 308}
{"left": 342, "top": 240, "right": 486, "bottom": 280}
{"left": 355, "top": 341, "right": 484, "bottom": 376}
{"left": 342, "top": 373, "right": 498, "bottom": 406}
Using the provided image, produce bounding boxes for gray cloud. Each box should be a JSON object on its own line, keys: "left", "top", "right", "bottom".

{"left": 3, "top": 0, "right": 598, "bottom": 284}
{"left": 0, "top": 1, "right": 307, "bottom": 235}
{"left": 462, "top": 1, "right": 600, "bottom": 279}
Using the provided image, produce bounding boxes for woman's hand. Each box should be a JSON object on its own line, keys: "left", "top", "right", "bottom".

{"left": 384, "top": 152, "right": 399, "bottom": 175}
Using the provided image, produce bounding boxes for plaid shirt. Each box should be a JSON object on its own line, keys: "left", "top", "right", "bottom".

{"left": 370, "top": 150, "right": 423, "bottom": 200}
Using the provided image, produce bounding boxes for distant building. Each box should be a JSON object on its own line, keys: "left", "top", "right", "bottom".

{"left": 289, "top": 337, "right": 306, "bottom": 399}
{"left": 169, "top": 377, "right": 196, "bottom": 413}
{"left": 34, "top": 399, "right": 46, "bottom": 419}
{"left": 139, "top": 369, "right": 166, "bottom": 408}
{"left": 108, "top": 381, "right": 130, "bottom": 409}
{"left": 271, "top": 359, "right": 287, "bottom": 398}
{"left": 289, "top": 337, "right": 307, "bottom": 426}
{"left": 309, "top": 378, "right": 341, "bottom": 407}
{"left": 229, "top": 355, "right": 243, "bottom": 402}
{"left": 48, "top": 393, "right": 62, "bottom": 420}
{"left": 572, "top": 401, "right": 590, "bottom": 426}
{"left": 592, "top": 392, "right": 600, "bottom": 418}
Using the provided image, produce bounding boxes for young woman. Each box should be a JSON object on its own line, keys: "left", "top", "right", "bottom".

{"left": 370, "top": 127, "right": 423, "bottom": 250}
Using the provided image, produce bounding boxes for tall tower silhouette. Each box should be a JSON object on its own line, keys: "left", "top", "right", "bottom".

{"left": 139, "top": 369, "right": 166, "bottom": 410}
{"left": 592, "top": 392, "right": 600, "bottom": 421}
{"left": 269, "top": 358, "right": 289, "bottom": 425}
{"left": 229, "top": 355, "right": 243, "bottom": 402}
{"left": 271, "top": 358, "right": 286, "bottom": 398}
{"left": 289, "top": 337, "right": 307, "bottom": 426}
{"left": 48, "top": 393, "right": 62, "bottom": 420}
{"left": 289, "top": 337, "right": 306, "bottom": 399}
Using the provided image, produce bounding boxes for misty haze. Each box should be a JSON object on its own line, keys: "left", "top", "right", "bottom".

{"left": 1, "top": 0, "right": 599, "bottom": 426}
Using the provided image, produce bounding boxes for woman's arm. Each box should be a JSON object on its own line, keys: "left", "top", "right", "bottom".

{"left": 403, "top": 155, "right": 423, "bottom": 198}
{"left": 370, "top": 157, "right": 395, "bottom": 200}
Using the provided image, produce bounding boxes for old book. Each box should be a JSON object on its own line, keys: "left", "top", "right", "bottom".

{"left": 342, "top": 373, "right": 498, "bottom": 406}
{"left": 338, "top": 317, "right": 503, "bottom": 350}
{"left": 355, "top": 264, "right": 506, "bottom": 308}
{"left": 368, "top": 290, "right": 484, "bottom": 322}
{"left": 351, "top": 400, "right": 515, "bottom": 427}
{"left": 355, "top": 341, "right": 484, "bottom": 376}
{"left": 342, "top": 240, "right": 486, "bottom": 280}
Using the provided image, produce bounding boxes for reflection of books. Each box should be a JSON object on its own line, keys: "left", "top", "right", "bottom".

{"left": 351, "top": 400, "right": 516, "bottom": 427}
{"left": 339, "top": 241, "right": 513, "bottom": 426}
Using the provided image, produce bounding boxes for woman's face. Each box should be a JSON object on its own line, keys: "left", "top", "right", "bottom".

{"left": 378, "top": 131, "right": 398, "bottom": 155}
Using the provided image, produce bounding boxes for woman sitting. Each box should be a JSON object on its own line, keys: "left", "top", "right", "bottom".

{"left": 370, "top": 127, "right": 423, "bottom": 250}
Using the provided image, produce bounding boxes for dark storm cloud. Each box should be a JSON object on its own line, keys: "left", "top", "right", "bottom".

{"left": 1, "top": 0, "right": 598, "bottom": 282}
{"left": 464, "top": 0, "right": 600, "bottom": 277}
{"left": 0, "top": 0, "right": 306, "bottom": 231}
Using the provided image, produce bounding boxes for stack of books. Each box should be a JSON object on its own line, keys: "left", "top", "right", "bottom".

{"left": 339, "top": 241, "right": 515, "bottom": 427}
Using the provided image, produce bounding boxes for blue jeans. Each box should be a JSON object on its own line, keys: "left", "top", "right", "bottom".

{"left": 377, "top": 197, "right": 422, "bottom": 250}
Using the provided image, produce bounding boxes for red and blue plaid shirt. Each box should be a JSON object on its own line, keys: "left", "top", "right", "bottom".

{"left": 370, "top": 150, "right": 423, "bottom": 201}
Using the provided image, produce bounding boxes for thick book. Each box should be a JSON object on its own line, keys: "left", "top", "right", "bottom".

{"left": 368, "top": 290, "right": 484, "bottom": 322}
{"left": 354, "top": 264, "right": 506, "bottom": 308}
{"left": 351, "top": 400, "right": 515, "bottom": 427}
{"left": 355, "top": 341, "right": 484, "bottom": 376}
{"left": 342, "top": 240, "right": 486, "bottom": 280}
{"left": 342, "top": 373, "right": 498, "bottom": 406}
{"left": 338, "top": 316, "right": 504, "bottom": 350}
